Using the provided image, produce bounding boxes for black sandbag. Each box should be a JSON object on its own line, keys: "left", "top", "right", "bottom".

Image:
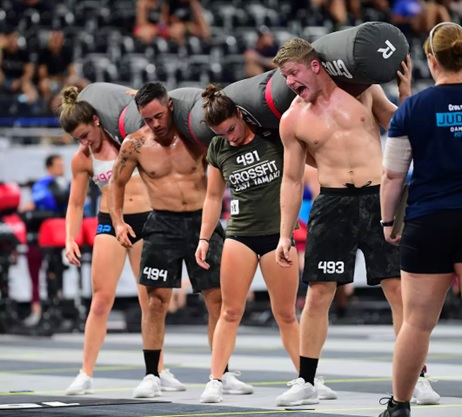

{"left": 313, "top": 21, "right": 409, "bottom": 85}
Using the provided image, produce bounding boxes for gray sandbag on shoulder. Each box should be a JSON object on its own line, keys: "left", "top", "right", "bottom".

{"left": 187, "top": 70, "right": 295, "bottom": 146}
{"left": 312, "top": 21, "right": 409, "bottom": 85}
{"left": 223, "top": 70, "right": 283, "bottom": 130}
{"left": 269, "top": 70, "right": 296, "bottom": 118}
{"left": 79, "top": 83, "right": 213, "bottom": 147}
{"left": 78, "top": 82, "right": 143, "bottom": 144}
{"left": 169, "top": 87, "right": 213, "bottom": 147}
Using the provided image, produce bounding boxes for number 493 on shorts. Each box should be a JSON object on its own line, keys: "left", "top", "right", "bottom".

{"left": 318, "top": 261, "right": 344, "bottom": 274}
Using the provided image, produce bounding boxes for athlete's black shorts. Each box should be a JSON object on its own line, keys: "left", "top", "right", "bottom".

{"left": 139, "top": 210, "right": 224, "bottom": 292}
{"left": 227, "top": 233, "right": 294, "bottom": 257}
{"left": 401, "top": 209, "right": 462, "bottom": 274}
{"left": 96, "top": 211, "right": 149, "bottom": 244}
{"left": 303, "top": 185, "right": 400, "bottom": 286}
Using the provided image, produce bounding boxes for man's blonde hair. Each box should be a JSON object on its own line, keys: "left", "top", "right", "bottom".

{"left": 273, "top": 37, "right": 318, "bottom": 67}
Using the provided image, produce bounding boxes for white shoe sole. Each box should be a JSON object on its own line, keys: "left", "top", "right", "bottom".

{"left": 161, "top": 386, "right": 187, "bottom": 392}
{"left": 276, "top": 398, "right": 319, "bottom": 407}
{"left": 319, "top": 393, "right": 338, "bottom": 400}
{"left": 223, "top": 389, "right": 254, "bottom": 395}
{"left": 200, "top": 396, "right": 223, "bottom": 403}
{"left": 65, "top": 389, "right": 95, "bottom": 395}
{"left": 133, "top": 391, "right": 161, "bottom": 398}
{"left": 411, "top": 397, "right": 440, "bottom": 405}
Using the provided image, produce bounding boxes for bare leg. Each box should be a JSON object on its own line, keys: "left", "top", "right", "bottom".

{"left": 260, "top": 247, "right": 300, "bottom": 369}
{"left": 200, "top": 286, "right": 220, "bottom": 345}
{"left": 381, "top": 277, "right": 403, "bottom": 336}
{"left": 81, "top": 236, "right": 128, "bottom": 376}
{"left": 392, "top": 271, "right": 452, "bottom": 402}
{"left": 127, "top": 241, "right": 169, "bottom": 373}
{"left": 300, "top": 282, "right": 337, "bottom": 359}
{"left": 207, "top": 240, "right": 257, "bottom": 379}
{"left": 142, "top": 286, "right": 172, "bottom": 352}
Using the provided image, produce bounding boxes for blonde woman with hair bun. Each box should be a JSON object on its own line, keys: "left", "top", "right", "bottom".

{"left": 59, "top": 86, "right": 185, "bottom": 396}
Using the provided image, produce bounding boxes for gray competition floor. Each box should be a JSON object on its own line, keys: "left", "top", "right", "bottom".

{"left": 1, "top": 324, "right": 462, "bottom": 417}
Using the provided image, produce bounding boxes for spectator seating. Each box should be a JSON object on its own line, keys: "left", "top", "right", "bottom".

{"left": 1, "top": 0, "right": 455, "bottom": 119}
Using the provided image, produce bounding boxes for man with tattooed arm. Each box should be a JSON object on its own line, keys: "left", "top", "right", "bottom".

{"left": 108, "top": 82, "right": 252, "bottom": 398}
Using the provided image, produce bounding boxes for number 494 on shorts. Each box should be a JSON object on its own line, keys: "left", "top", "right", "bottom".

{"left": 318, "top": 261, "right": 344, "bottom": 274}
{"left": 143, "top": 266, "right": 168, "bottom": 281}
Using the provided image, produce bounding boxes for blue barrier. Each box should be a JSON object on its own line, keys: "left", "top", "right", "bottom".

{"left": 0, "top": 117, "right": 61, "bottom": 127}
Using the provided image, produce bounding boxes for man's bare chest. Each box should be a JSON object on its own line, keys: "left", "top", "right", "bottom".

{"left": 139, "top": 151, "right": 203, "bottom": 179}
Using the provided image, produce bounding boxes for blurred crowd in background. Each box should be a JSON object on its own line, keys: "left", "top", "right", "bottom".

{"left": 0, "top": 0, "right": 461, "bottom": 118}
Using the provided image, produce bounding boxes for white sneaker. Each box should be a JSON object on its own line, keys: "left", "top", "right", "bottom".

{"left": 275, "top": 377, "right": 319, "bottom": 407}
{"left": 133, "top": 374, "right": 162, "bottom": 398}
{"left": 315, "top": 376, "right": 337, "bottom": 400}
{"left": 159, "top": 369, "right": 186, "bottom": 392}
{"left": 23, "top": 312, "right": 41, "bottom": 327}
{"left": 65, "top": 370, "right": 94, "bottom": 395}
{"left": 411, "top": 376, "right": 440, "bottom": 405}
{"left": 200, "top": 378, "right": 223, "bottom": 403}
{"left": 222, "top": 371, "right": 254, "bottom": 394}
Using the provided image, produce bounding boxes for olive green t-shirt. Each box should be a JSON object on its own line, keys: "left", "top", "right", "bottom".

{"left": 207, "top": 130, "right": 284, "bottom": 236}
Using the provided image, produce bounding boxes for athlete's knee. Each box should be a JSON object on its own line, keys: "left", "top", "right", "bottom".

{"left": 305, "top": 283, "right": 336, "bottom": 313}
{"left": 381, "top": 277, "right": 402, "bottom": 307}
{"left": 202, "top": 287, "right": 223, "bottom": 317}
{"left": 303, "top": 302, "right": 328, "bottom": 319}
{"left": 146, "top": 288, "right": 170, "bottom": 313}
{"left": 89, "top": 293, "right": 115, "bottom": 317}
{"left": 405, "top": 315, "right": 437, "bottom": 334}
{"left": 271, "top": 305, "right": 297, "bottom": 325}
{"left": 221, "top": 305, "right": 245, "bottom": 324}
{"left": 137, "top": 294, "right": 149, "bottom": 315}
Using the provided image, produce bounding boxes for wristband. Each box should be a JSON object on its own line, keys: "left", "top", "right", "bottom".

{"left": 380, "top": 219, "right": 395, "bottom": 227}
{"left": 199, "top": 238, "right": 209, "bottom": 243}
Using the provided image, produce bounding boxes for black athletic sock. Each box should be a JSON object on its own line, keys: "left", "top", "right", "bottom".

{"left": 223, "top": 364, "right": 229, "bottom": 374}
{"left": 299, "top": 356, "right": 318, "bottom": 385}
{"left": 390, "top": 397, "right": 410, "bottom": 408}
{"left": 143, "top": 349, "right": 161, "bottom": 377}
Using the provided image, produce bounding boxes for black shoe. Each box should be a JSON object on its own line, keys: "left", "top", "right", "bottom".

{"left": 378, "top": 397, "right": 411, "bottom": 417}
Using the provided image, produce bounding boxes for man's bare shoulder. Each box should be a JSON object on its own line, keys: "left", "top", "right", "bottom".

{"left": 291, "top": 95, "right": 306, "bottom": 109}
{"left": 280, "top": 97, "right": 309, "bottom": 144}
{"left": 179, "top": 133, "right": 207, "bottom": 156}
{"left": 120, "top": 127, "right": 151, "bottom": 156}
{"left": 282, "top": 96, "right": 306, "bottom": 121}
{"left": 162, "top": 128, "right": 206, "bottom": 156}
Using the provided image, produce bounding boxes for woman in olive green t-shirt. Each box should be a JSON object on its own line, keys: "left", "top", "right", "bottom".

{"left": 195, "top": 84, "right": 300, "bottom": 404}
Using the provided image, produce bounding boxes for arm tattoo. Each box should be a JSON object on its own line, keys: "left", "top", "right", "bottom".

{"left": 117, "top": 136, "right": 145, "bottom": 176}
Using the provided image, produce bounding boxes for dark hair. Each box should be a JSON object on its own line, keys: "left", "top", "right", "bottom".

{"left": 424, "top": 23, "right": 462, "bottom": 72}
{"left": 59, "top": 86, "right": 97, "bottom": 133}
{"left": 134, "top": 82, "right": 169, "bottom": 109}
{"left": 201, "top": 84, "right": 238, "bottom": 127}
{"left": 45, "top": 154, "right": 61, "bottom": 168}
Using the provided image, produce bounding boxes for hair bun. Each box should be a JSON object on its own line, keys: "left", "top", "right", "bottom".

{"left": 61, "top": 86, "right": 79, "bottom": 107}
